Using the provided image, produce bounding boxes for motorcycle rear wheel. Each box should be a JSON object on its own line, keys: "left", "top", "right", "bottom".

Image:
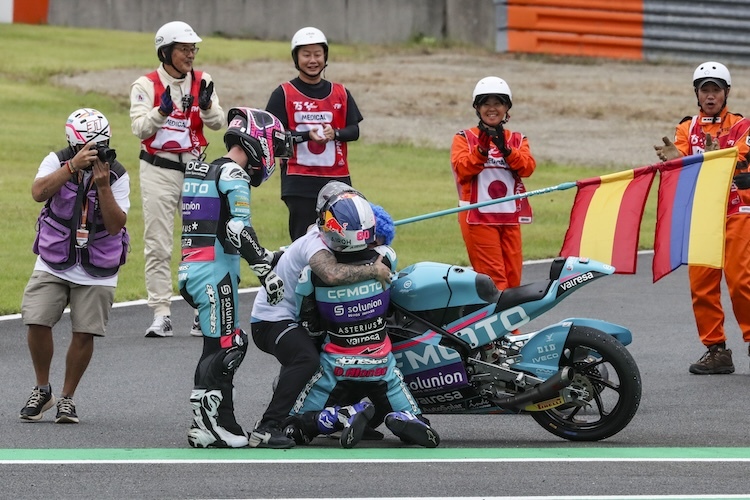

{"left": 530, "top": 325, "right": 641, "bottom": 441}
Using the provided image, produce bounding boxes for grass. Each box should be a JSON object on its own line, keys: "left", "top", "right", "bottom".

{"left": 0, "top": 25, "right": 648, "bottom": 315}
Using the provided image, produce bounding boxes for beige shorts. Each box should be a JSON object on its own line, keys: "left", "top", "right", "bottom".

{"left": 21, "top": 271, "right": 115, "bottom": 336}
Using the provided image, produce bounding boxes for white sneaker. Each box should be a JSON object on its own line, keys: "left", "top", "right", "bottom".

{"left": 145, "top": 315, "right": 173, "bottom": 338}
{"left": 189, "top": 313, "right": 202, "bottom": 337}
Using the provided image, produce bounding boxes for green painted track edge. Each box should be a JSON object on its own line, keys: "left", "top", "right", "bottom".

{"left": 3, "top": 447, "right": 750, "bottom": 462}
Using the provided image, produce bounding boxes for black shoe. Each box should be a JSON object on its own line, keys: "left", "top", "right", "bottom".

{"left": 55, "top": 397, "right": 79, "bottom": 424}
{"left": 248, "top": 420, "right": 295, "bottom": 449}
{"left": 19, "top": 385, "right": 56, "bottom": 421}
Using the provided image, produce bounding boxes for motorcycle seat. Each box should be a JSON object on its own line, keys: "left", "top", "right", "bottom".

{"left": 495, "top": 281, "right": 553, "bottom": 312}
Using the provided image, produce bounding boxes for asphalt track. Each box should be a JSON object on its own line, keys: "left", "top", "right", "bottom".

{"left": 1, "top": 253, "right": 749, "bottom": 499}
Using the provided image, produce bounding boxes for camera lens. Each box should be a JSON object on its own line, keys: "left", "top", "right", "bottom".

{"left": 95, "top": 145, "right": 116, "bottom": 163}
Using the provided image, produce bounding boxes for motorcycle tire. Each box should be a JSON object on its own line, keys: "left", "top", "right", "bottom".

{"left": 530, "top": 325, "right": 641, "bottom": 441}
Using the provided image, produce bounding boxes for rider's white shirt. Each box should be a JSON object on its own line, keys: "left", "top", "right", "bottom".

{"left": 251, "top": 226, "right": 330, "bottom": 322}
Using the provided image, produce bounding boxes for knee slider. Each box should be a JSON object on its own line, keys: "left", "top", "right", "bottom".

{"left": 221, "top": 329, "right": 249, "bottom": 375}
{"left": 195, "top": 330, "right": 248, "bottom": 388}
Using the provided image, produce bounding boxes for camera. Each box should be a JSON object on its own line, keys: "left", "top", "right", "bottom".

{"left": 94, "top": 144, "right": 117, "bottom": 163}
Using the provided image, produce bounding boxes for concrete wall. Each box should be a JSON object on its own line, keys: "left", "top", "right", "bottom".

{"left": 46, "top": 0, "right": 497, "bottom": 49}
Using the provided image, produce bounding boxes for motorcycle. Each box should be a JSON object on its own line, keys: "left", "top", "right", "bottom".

{"left": 387, "top": 255, "right": 642, "bottom": 441}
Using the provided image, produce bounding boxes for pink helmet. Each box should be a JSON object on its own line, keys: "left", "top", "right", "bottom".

{"left": 224, "top": 107, "right": 292, "bottom": 186}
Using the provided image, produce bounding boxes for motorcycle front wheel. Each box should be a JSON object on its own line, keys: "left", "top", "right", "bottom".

{"left": 530, "top": 325, "right": 642, "bottom": 441}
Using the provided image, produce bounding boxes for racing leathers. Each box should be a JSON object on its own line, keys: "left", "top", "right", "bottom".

{"left": 286, "top": 246, "right": 440, "bottom": 448}
{"left": 671, "top": 108, "right": 750, "bottom": 349}
{"left": 450, "top": 126, "right": 536, "bottom": 290}
{"left": 178, "top": 157, "right": 281, "bottom": 448}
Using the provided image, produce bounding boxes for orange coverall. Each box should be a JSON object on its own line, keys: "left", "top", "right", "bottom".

{"left": 450, "top": 127, "right": 536, "bottom": 290}
{"left": 672, "top": 108, "right": 750, "bottom": 346}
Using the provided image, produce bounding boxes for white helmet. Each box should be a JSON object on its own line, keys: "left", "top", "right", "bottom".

{"left": 693, "top": 61, "right": 731, "bottom": 89}
{"left": 291, "top": 26, "right": 328, "bottom": 52}
{"left": 155, "top": 21, "right": 202, "bottom": 62}
{"left": 291, "top": 26, "right": 328, "bottom": 67}
{"left": 65, "top": 108, "right": 111, "bottom": 148}
{"left": 472, "top": 76, "right": 513, "bottom": 109}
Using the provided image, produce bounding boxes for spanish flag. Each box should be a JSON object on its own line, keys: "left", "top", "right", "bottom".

{"left": 652, "top": 148, "right": 737, "bottom": 282}
{"left": 560, "top": 166, "right": 656, "bottom": 274}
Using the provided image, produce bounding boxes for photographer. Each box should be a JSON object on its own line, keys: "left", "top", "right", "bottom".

{"left": 19, "top": 108, "right": 130, "bottom": 424}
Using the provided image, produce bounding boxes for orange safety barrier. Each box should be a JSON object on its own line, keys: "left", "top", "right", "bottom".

{"left": 504, "top": 0, "right": 644, "bottom": 60}
{"left": 13, "top": 0, "right": 48, "bottom": 24}
{"left": 508, "top": 5, "right": 643, "bottom": 38}
{"left": 507, "top": 0, "right": 643, "bottom": 13}
{"left": 507, "top": 31, "right": 643, "bottom": 60}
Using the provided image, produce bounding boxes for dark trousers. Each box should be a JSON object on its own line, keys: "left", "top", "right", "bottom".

{"left": 251, "top": 320, "right": 320, "bottom": 424}
{"left": 283, "top": 196, "right": 318, "bottom": 241}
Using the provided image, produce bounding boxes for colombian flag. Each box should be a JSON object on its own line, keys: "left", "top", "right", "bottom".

{"left": 652, "top": 148, "right": 738, "bottom": 282}
{"left": 560, "top": 166, "right": 656, "bottom": 274}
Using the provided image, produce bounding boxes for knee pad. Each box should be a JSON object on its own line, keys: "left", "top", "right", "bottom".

{"left": 221, "top": 328, "right": 248, "bottom": 374}
{"left": 195, "top": 329, "right": 248, "bottom": 389}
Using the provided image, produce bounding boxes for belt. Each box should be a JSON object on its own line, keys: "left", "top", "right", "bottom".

{"left": 139, "top": 151, "right": 185, "bottom": 172}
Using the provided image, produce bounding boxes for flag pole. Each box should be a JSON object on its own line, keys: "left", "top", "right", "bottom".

{"left": 393, "top": 181, "right": 578, "bottom": 226}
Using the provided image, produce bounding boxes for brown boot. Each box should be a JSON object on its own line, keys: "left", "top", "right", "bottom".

{"left": 688, "top": 345, "right": 734, "bottom": 375}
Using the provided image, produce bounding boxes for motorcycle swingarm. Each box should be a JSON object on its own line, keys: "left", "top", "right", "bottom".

{"left": 468, "top": 357, "right": 545, "bottom": 387}
{"left": 467, "top": 358, "right": 581, "bottom": 411}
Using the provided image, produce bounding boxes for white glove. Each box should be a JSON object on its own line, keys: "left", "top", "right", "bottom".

{"left": 654, "top": 136, "right": 681, "bottom": 161}
{"left": 705, "top": 133, "right": 719, "bottom": 152}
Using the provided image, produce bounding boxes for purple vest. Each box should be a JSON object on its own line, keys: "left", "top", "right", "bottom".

{"left": 32, "top": 148, "right": 129, "bottom": 278}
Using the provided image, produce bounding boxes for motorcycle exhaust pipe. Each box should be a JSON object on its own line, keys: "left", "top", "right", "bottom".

{"left": 495, "top": 366, "right": 574, "bottom": 412}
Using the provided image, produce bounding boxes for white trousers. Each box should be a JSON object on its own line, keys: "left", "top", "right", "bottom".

{"left": 139, "top": 159, "right": 185, "bottom": 316}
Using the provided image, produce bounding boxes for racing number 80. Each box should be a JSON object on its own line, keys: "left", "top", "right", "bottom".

{"left": 356, "top": 229, "right": 371, "bottom": 241}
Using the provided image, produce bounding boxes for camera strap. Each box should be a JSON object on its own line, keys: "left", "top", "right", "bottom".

{"left": 75, "top": 172, "right": 95, "bottom": 248}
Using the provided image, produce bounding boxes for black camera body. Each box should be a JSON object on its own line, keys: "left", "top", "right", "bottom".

{"left": 94, "top": 144, "right": 117, "bottom": 163}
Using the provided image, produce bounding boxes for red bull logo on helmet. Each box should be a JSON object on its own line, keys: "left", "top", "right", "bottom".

{"left": 323, "top": 210, "right": 347, "bottom": 236}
